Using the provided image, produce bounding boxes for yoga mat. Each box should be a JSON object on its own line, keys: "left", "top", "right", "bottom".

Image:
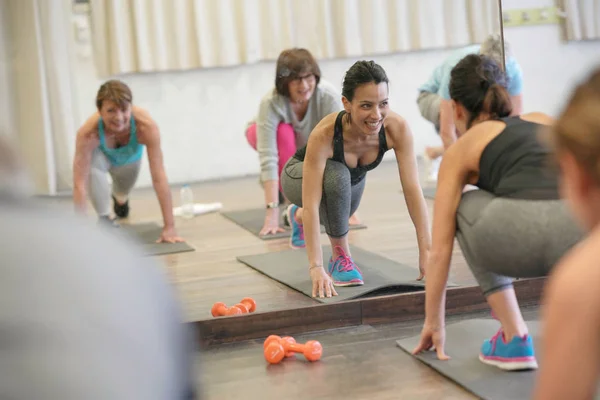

{"left": 396, "top": 318, "right": 600, "bottom": 400}
{"left": 119, "top": 222, "right": 195, "bottom": 256}
{"left": 236, "top": 245, "right": 456, "bottom": 303}
{"left": 221, "top": 208, "right": 367, "bottom": 240}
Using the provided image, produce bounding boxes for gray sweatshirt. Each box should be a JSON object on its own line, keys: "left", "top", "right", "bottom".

{"left": 255, "top": 79, "right": 342, "bottom": 182}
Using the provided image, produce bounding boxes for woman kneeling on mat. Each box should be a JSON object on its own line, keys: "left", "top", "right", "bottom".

{"left": 281, "top": 60, "right": 431, "bottom": 298}
{"left": 412, "top": 54, "right": 582, "bottom": 369}
{"left": 73, "top": 80, "right": 183, "bottom": 243}
{"left": 533, "top": 67, "right": 600, "bottom": 399}
{"left": 245, "top": 48, "right": 361, "bottom": 236}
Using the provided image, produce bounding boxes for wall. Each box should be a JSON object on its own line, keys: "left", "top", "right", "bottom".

{"left": 70, "top": 0, "right": 600, "bottom": 188}
{"left": 0, "top": 0, "right": 15, "bottom": 140}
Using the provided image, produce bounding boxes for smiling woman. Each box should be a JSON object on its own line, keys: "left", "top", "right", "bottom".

{"left": 280, "top": 60, "right": 432, "bottom": 298}
{"left": 72, "top": 79, "right": 183, "bottom": 243}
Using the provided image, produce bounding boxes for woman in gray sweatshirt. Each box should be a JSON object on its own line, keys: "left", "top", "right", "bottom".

{"left": 245, "top": 48, "right": 348, "bottom": 236}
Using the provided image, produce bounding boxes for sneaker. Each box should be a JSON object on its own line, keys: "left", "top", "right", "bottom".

{"left": 281, "top": 208, "right": 290, "bottom": 228}
{"left": 112, "top": 195, "right": 129, "bottom": 218}
{"left": 327, "top": 246, "right": 364, "bottom": 286}
{"left": 479, "top": 329, "right": 538, "bottom": 371}
{"left": 286, "top": 204, "right": 305, "bottom": 249}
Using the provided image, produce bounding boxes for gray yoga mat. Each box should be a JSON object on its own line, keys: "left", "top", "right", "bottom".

{"left": 396, "top": 319, "right": 560, "bottom": 400}
{"left": 237, "top": 245, "right": 456, "bottom": 303}
{"left": 119, "top": 222, "right": 195, "bottom": 256}
{"left": 221, "top": 208, "right": 367, "bottom": 240}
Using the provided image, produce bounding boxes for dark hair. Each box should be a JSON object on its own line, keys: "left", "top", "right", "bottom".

{"left": 275, "top": 48, "right": 321, "bottom": 97}
{"left": 551, "top": 67, "right": 600, "bottom": 184}
{"left": 341, "top": 61, "right": 389, "bottom": 102}
{"left": 96, "top": 80, "right": 132, "bottom": 111}
{"left": 449, "top": 54, "right": 512, "bottom": 129}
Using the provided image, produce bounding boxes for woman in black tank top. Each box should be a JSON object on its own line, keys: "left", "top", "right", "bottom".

{"left": 412, "top": 54, "right": 582, "bottom": 371}
{"left": 280, "top": 61, "right": 432, "bottom": 299}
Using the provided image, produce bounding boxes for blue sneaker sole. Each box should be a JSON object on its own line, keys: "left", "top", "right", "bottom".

{"left": 478, "top": 354, "right": 538, "bottom": 371}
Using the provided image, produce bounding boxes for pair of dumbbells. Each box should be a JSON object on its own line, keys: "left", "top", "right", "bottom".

{"left": 263, "top": 334, "right": 323, "bottom": 364}
{"left": 211, "top": 297, "right": 257, "bottom": 317}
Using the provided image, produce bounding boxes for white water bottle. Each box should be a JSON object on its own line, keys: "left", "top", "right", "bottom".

{"left": 180, "top": 184, "right": 194, "bottom": 219}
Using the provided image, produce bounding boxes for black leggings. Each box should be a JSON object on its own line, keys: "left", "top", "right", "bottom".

{"left": 281, "top": 157, "right": 365, "bottom": 238}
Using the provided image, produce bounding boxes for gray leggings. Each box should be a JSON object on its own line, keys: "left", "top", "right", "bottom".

{"left": 89, "top": 148, "right": 141, "bottom": 217}
{"left": 281, "top": 157, "right": 365, "bottom": 238}
{"left": 417, "top": 91, "right": 442, "bottom": 132}
{"left": 456, "top": 190, "right": 583, "bottom": 296}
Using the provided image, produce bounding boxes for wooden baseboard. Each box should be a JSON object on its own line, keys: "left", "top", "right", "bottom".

{"left": 193, "top": 277, "right": 546, "bottom": 348}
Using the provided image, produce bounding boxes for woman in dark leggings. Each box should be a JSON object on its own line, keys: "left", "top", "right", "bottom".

{"left": 412, "top": 54, "right": 583, "bottom": 370}
{"left": 281, "top": 60, "right": 432, "bottom": 299}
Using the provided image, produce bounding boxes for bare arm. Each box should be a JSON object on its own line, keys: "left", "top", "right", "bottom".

{"left": 391, "top": 116, "right": 431, "bottom": 264}
{"left": 439, "top": 99, "right": 457, "bottom": 150}
{"left": 510, "top": 94, "right": 523, "bottom": 116}
{"left": 141, "top": 117, "right": 175, "bottom": 231}
{"left": 424, "top": 142, "right": 471, "bottom": 327}
{"left": 533, "top": 241, "right": 600, "bottom": 400}
{"left": 72, "top": 116, "right": 99, "bottom": 213}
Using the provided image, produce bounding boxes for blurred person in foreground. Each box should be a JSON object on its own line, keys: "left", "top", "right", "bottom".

{"left": 0, "top": 134, "right": 200, "bottom": 399}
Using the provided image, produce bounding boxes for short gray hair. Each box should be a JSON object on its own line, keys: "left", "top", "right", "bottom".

{"left": 479, "top": 34, "right": 512, "bottom": 68}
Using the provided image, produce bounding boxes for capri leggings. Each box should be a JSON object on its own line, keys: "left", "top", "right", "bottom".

{"left": 455, "top": 189, "right": 583, "bottom": 296}
{"left": 281, "top": 157, "right": 365, "bottom": 238}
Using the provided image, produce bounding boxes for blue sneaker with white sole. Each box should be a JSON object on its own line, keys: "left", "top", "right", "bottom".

{"left": 479, "top": 329, "right": 538, "bottom": 370}
{"left": 286, "top": 204, "right": 305, "bottom": 249}
{"left": 327, "top": 246, "right": 363, "bottom": 286}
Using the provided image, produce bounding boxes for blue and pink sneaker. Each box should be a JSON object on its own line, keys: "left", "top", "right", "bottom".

{"left": 479, "top": 328, "right": 538, "bottom": 370}
{"left": 327, "top": 246, "right": 363, "bottom": 286}
{"left": 286, "top": 204, "right": 305, "bottom": 249}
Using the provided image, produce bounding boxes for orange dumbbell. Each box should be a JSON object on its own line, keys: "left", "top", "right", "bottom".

{"left": 263, "top": 335, "right": 323, "bottom": 364}
{"left": 233, "top": 297, "right": 257, "bottom": 314}
{"left": 210, "top": 302, "right": 243, "bottom": 317}
{"left": 263, "top": 335, "right": 296, "bottom": 358}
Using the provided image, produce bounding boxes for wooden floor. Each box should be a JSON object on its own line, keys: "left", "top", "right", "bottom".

{"left": 47, "top": 160, "right": 472, "bottom": 322}
{"left": 197, "top": 306, "right": 540, "bottom": 400}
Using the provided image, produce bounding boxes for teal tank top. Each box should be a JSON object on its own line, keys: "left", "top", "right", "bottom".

{"left": 98, "top": 116, "right": 144, "bottom": 166}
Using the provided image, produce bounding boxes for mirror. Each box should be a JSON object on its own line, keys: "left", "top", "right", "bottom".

{"left": 167, "top": 0, "right": 509, "bottom": 334}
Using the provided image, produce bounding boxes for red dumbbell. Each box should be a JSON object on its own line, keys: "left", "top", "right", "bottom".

{"left": 263, "top": 336, "right": 323, "bottom": 364}
{"left": 263, "top": 335, "right": 296, "bottom": 358}
{"left": 210, "top": 302, "right": 243, "bottom": 317}
{"left": 233, "top": 297, "right": 257, "bottom": 314}
{"left": 210, "top": 297, "right": 257, "bottom": 317}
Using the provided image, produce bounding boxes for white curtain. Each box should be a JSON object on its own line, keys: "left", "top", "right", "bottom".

{"left": 561, "top": 0, "right": 600, "bottom": 40}
{"left": 3, "top": 0, "right": 79, "bottom": 195}
{"left": 89, "top": 0, "right": 501, "bottom": 77}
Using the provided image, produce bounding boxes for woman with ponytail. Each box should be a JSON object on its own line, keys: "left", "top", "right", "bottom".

{"left": 411, "top": 54, "right": 583, "bottom": 371}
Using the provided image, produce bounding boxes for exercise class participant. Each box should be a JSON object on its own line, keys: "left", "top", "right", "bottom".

{"left": 73, "top": 80, "right": 183, "bottom": 243}
{"left": 0, "top": 136, "right": 198, "bottom": 399}
{"left": 245, "top": 48, "right": 360, "bottom": 236}
{"left": 533, "top": 67, "right": 600, "bottom": 400}
{"left": 281, "top": 60, "right": 431, "bottom": 298}
{"left": 417, "top": 34, "right": 524, "bottom": 165}
{"left": 412, "top": 54, "right": 582, "bottom": 369}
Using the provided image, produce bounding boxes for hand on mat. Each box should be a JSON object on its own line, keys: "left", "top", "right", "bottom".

{"left": 311, "top": 267, "right": 338, "bottom": 298}
{"left": 260, "top": 210, "right": 285, "bottom": 236}
{"left": 156, "top": 226, "right": 184, "bottom": 244}
{"left": 412, "top": 324, "right": 450, "bottom": 361}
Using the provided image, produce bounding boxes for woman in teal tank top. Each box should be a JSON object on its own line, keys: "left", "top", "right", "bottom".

{"left": 73, "top": 80, "right": 183, "bottom": 244}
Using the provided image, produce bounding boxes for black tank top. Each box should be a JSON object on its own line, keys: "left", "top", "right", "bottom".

{"left": 293, "top": 111, "right": 389, "bottom": 185}
{"left": 476, "top": 116, "right": 559, "bottom": 200}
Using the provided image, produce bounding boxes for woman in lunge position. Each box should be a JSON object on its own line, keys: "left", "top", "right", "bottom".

{"left": 281, "top": 60, "right": 431, "bottom": 298}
